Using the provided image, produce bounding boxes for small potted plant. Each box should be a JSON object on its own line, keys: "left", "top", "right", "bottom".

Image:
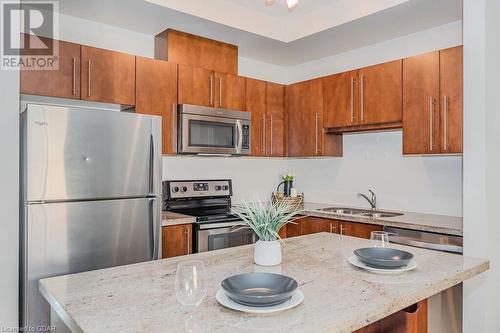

{"left": 277, "top": 172, "right": 294, "bottom": 197}
{"left": 232, "top": 200, "right": 303, "bottom": 266}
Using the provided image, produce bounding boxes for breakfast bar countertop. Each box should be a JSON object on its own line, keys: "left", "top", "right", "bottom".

{"left": 40, "top": 233, "right": 487, "bottom": 333}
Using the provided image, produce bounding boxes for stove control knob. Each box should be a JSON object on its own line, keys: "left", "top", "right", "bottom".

{"left": 172, "top": 186, "right": 179, "bottom": 193}
{"left": 222, "top": 185, "right": 229, "bottom": 191}
{"left": 180, "top": 186, "right": 188, "bottom": 193}
{"left": 215, "top": 185, "right": 222, "bottom": 191}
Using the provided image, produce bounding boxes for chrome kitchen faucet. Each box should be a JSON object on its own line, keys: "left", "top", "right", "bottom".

{"left": 358, "top": 189, "right": 377, "bottom": 210}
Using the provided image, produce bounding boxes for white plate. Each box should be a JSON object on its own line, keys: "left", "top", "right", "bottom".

{"left": 348, "top": 256, "right": 417, "bottom": 274}
{"left": 216, "top": 289, "right": 304, "bottom": 314}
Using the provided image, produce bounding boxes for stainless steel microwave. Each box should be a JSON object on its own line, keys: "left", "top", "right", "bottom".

{"left": 178, "top": 104, "right": 251, "bottom": 155}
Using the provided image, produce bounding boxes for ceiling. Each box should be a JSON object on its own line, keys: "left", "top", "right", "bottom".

{"left": 57, "top": 0, "right": 462, "bottom": 66}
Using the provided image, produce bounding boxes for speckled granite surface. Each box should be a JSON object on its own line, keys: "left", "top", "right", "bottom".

{"left": 301, "top": 202, "right": 463, "bottom": 236}
{"left": 161, "top": 211, "right": 196, "bottom": 227}
{"left": 40, "top": 233, "right": 486, "bottom": 333}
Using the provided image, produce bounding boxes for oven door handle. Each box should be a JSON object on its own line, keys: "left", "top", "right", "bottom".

{"left": 198, "top": 222, "right": 246, "bottom": 230}
{"left": 236, "top": 119, "right": 243, "bottom": 154}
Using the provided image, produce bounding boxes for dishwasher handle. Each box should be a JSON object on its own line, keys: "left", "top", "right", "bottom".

{"left": 389, "top": 235, "right": 463, "bottom": 254}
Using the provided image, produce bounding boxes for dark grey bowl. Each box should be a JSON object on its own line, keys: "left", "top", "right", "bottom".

{"left": 354, "top": 247, "right": 414, "bottom": 269}
{"left": 221, "top": 273, "right": 298, "bottom": 307}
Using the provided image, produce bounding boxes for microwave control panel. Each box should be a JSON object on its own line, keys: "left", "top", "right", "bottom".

{"left": 242, "top": 125, "right": 250, "bottom": 150}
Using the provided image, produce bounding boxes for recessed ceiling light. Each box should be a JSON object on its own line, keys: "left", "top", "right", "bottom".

{"left": 264, "top": 0, "right": 298, "bottom": 12}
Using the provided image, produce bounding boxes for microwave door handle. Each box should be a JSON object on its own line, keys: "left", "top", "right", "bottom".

{"left": 236, "top": 120, "right": 243, "bottom": 154}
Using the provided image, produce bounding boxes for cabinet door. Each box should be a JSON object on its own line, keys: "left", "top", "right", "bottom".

{"left": 355, "top": 300, "right": 428, "bottom": 333}
{"left": 81, "top": 46, "right": 135, "bottom": 105}
{"left": 440, "top": 46, "right": 463, "bottom": 154}
{"left": 403, "top": 51, "right": 440, "bottom": 154}
{"left": 323, "top": 70, "right": 359, "bottom": 127}
{"left": 340, "top": 221, "right": 383, "bottom": 239}
{"left": 266, "top": 82, "right": 286, "bottom": 157}
{"left": 301, "top": 217, "right": 331, "bottom": 235}
{"left": 215, "top": 73, "right": 246, "bottom": 111}
{"left": 246, "top": 78, "right": 267, "bottom": 156}
{"left": 286, "top": 217, "right": 303, "bottom": 238}
{"left": 136, "top": 57, "right": 178, "bottom": 154}
{"left": 178, "top": 64, "right": 214, "bottom": 107}
{"left": 162, "top": 224, "right": 192, "bottom": 259}
{"left": 359, "top": 60, "right": 402, "bottom": 125}
{"left": 20, "top": 35, "right": 81, "bottom": 99}
{"left": 287, "top": 79, "right": 323, "bottom": 157}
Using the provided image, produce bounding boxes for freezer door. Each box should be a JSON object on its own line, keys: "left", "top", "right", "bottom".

{"left": 23, "top": 104, "right": 162, "bottom": 201}
{"left": 22, "top": 198, "right": 160, "bottom": 329}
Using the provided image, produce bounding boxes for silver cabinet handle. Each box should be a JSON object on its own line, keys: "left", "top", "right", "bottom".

{"left": 270, "top": 115, "right": 273, "bottom": 156}
{"left": 360, "top": 75, "right": 365, "bottom": 122}
{"left": 171, "top": 103, "right": 176, "bottom": 153}
{"left": 429, "top": 97, "right": 434, "bottom": 151}
{"left": 443, "top": 96, "right": 448, "bottom": 151}
{"left": 219, "top": 77, "right": 223, "bottom": 107}
{"left": 350, "top": 77, "right": 355, "bottom": 123}
{"left": 315, "top": 113, "right": 320, "bottom": 155}
{"left": 87, "top": 59, "right": 91, "bottom": 97}
{"left": 209, "top": 75, "right": 214, "bottom": 106}
{"left": 72, "top": 58, "right": 76, "bottom": 96}
{"left": 340, "top": 224, "right": 345, "bottom": 235}
{"left": 329, "top": 222, "right": 336, "bottom": 233}
{"left": 261, "top": 115, "right": 266, "bottom": 155}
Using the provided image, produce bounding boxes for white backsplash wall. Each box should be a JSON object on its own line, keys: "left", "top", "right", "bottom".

{"left": 287, "top": 131, "right": 463, "bottom": 216}
{"left": 162, "top": 156, "right": 288, "bottom": 204}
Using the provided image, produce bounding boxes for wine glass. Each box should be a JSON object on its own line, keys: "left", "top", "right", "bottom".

{"left": 370, "top": 231, "right": 389, "bottom": 248}
{"left": 175, "top": 260, "right": 207, "bottom": 307}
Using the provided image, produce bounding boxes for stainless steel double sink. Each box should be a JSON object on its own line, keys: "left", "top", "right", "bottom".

{"left": 317, "top": 207, "right": 403, "bottom": 218}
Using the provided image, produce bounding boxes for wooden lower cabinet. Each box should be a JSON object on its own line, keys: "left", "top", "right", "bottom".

{"left": 162, "top": 224, "right": 192, "bottom": 259}
{"left": 286, "top": 216, "right": 382, "bottom": 239}
{"left": 355, "top": 300, "right": 428, "bottom": 333}
{"left": 338, "top": 220, "right": 383, "bottom": 239}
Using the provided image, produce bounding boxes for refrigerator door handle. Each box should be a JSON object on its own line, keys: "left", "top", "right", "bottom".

{"left": 149, "top": 198, "right": 160, "bottom": 260}
{"left": 149, "top": 135, "right": 154, "bottom": 195}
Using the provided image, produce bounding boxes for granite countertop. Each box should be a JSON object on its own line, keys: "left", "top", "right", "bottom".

{"left": 40, "top": 233, "right": 487, "bottom": 333}
{"left": 301, "top": 202, "right": 463, "bottom": 236}
{"left": 161, "top": 211, "right": 196, "bottom": 227}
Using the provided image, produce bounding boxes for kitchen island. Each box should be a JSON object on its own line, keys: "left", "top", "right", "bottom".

{"left": 40, "top": 233, "right": 487, "bottom": 333}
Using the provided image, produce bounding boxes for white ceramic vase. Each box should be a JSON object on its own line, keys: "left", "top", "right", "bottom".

{"left": 254, "top": 240, "right": 282, "bottom": 266}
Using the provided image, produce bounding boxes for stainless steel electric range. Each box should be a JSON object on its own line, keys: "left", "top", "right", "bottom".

{"left": 163, "top": 180, "right": 256, "bottom": 253}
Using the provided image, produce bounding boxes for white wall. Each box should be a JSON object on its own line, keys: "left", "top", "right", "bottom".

{"left": 285, "top": 20, "right": 463, "bottom": 83}
{"left": 463, "top": 0, "right": 500, "bottom": 331}
{"left": 288, "top": 131, "right": 463, "bottom": 216}
{"left": 162, "top": 156, "right": 287, "bottom": 203}
{"left": 0, "top": 1, "right": 20, "bottom": 328}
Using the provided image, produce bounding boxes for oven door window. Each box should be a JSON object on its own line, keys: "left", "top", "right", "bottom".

{"left": 208, "top": 229, "right": 255, "bottom": 251}
{"left": 189, "top": 120, "right": 235, "bottom": 148}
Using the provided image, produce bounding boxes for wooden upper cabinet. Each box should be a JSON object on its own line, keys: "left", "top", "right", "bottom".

{"left": 358, "top": 60, "right": 402, "bottom": 125}
{"left": 20, "top": 35, "right": 81, "bottom": 99}
{"left": 178, "top": 64, "right": 213, "bottom": 107}
{"left": 162, "top": 224, "right": 192, "bottom": 259}
{"left": 440, "top": 46, "right": 463, "bottom": 153}
{"left": 287, "top": 79, "right": 323, "bottom": 157}
{"left": 288, "top": 79, "right": 342, "bottom": 157}
{"left": 215, "top": 73, "right": 246, "bottom": 111}
{"left": 81, "top": 46, "right": 136, "bottom": 105}
{"left": 246, "top": 78, "right": 267, "bottom": 156}
{"left": 266, "top": 82, "right": 286, "bottom": 157}
{"left": 155, "top": 29, "right": 238, "bottom": 75}
{"left": 403, "top": 51, "right": 440, "bottom": 155}
{"left": 323, "top": 70, "right": 359, "bottom": 128}
{"left": 135, "top": 57, "right": 178, "bottom": 155}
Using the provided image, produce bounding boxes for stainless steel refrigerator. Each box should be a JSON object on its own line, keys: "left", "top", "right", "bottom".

{"left": 20, "top": 103, "right": 162, "bottom": 329}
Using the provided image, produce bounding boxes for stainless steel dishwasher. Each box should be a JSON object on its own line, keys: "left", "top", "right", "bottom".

{"left": 384, "top": 226, "right": 463, "bottom": 333}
